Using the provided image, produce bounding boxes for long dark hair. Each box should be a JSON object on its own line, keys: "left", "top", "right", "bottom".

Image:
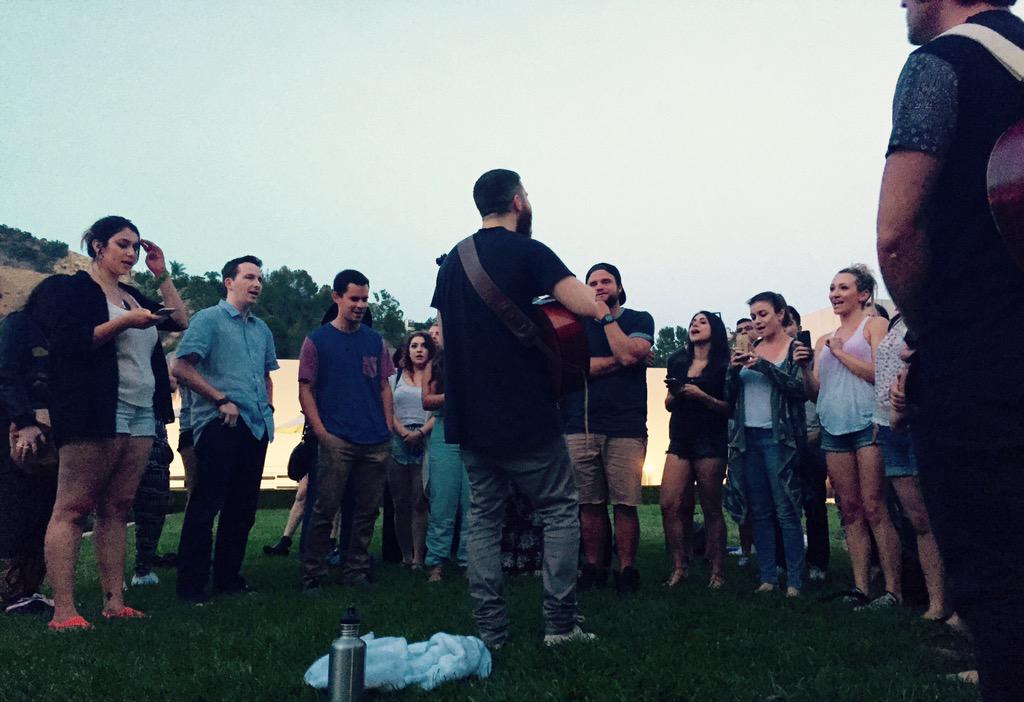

{"left": 684, "top": 310, "right": 729, "bottom": 375}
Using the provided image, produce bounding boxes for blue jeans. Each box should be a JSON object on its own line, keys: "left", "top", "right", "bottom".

{"left": 425, "top": 417, "right": 470, "bottom": 567}
{"left": 743, "top": 428, "right": 805, "bottom": 589}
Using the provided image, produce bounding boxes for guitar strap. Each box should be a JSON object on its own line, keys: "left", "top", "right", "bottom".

{"left": 940, "top": 23, "right": 1024, "bottom": 80}
{"left": 455, "top": 235, "right": 558, "bottom": 367}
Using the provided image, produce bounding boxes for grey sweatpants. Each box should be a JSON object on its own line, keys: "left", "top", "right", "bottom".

{"left": 462, "top": 436, "right": 580, "bottom": 645}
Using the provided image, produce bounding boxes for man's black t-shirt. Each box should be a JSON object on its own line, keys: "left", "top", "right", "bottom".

{"left": 561, "top": 309, "right": 654, "bottom": 438}
{"left": 430, "top": 227, "right": 573, "bottom": 452}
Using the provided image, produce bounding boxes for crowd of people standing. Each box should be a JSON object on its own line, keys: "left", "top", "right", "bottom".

{"left": 1, "top": 3, "right": 1023, "bottom": 699}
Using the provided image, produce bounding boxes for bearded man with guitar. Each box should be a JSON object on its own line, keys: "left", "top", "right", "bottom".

{"left": 431, "top": 169, "right": 600, "bottom": 648}
{"left": 877, "top": 2, "right": 1024, "bottom": 698}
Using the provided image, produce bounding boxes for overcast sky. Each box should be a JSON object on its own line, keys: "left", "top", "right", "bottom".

{"left": 2, "top": 1, "right": 946, "bottom": 334}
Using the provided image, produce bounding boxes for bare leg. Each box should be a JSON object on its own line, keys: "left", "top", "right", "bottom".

{"left": 94, "top": 436, "right": 150, "bottom": 614}
{"left": 659, "top": 454, "right": 693, "bottom": 584}
{"left": 411, "top": 466, "right": 428, "bottom": 566}
{"left": 892, "top": 476, "right": 946, "bottom": 616}
{"left": 45, "top": 441, "right": 114, "bottom": 622}
{"left": 580, "top": 503, "right": 610, "bottom": 567}
{"left": 857, "top": 445, "right": 902, "bottom": 598}
{"left": 282, "top": 475, "right": 308, "bottom": 539}
{"left": 694, "top": 457, "right": 727, "bottom": 581}
{"left": 827, "top": 451, "right": 871, "bottom": 594}
{"left": 613, "top": 505, "right": 639, "bottom": 568}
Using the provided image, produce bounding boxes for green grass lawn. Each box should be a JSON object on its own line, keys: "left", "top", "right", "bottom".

{"left": 0, "top": 505, "right": 974, "bottom": 701}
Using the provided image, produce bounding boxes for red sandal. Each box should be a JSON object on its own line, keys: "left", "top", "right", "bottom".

{"left": 48, "top": 615, "right": 93, "bottom": 631}
{"left": 102, "top": 606, "right": 146, "bottom": 619}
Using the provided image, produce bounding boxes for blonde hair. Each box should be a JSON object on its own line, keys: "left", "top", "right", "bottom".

{"left": 837, "top": 263, "right": 876, "bottom": 308}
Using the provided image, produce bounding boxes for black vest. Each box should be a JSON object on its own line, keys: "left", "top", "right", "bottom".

{"left": 914, "top": 10, "right": 1024, "bottom": 346}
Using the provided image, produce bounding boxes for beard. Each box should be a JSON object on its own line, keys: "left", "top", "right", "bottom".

{"left": 515, "top": 207, "right": 533, "bottom": 236}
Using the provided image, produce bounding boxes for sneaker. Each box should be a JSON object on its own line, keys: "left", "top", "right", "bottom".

{"left": 327, "top": 547, "right": 346, "bottom": 568}
{"left": 737, "top": 555, "right": 750, "bottom": 567}
{"left": 131, "top": 571, "right": 160, "bottom": 586}
{"left": 855, "top": 591, "right": 901, "bottom": 611}
{"left": 544, "top": 625, "right": 597, "bottom": 646}
{"left": 263, "top": 536, "right": 292, "bottom": 557}
{"left": 808, "top": 566, "right": 826, "bottom": 582}
{"left": 840, "top": 588, "right": 870, "bottom": 605}
{"left": 614, "top": 566, "right": 640, "bottom": 597}
{"left": 4, "top": 593, "right": 54, "bottom": 616}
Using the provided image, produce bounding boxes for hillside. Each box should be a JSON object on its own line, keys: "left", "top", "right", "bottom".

{"left": 0, "top": 224, "right": 91, "bottom": 316}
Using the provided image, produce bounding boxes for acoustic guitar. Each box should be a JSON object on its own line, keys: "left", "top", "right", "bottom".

{"left": 532, "top": 297, "right": 590, "bottom": 396}
{"left": 988, "top": 119, "right": 1024, "bottom": 272}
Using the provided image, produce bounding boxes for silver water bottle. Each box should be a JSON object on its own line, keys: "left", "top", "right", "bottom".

{"left": 328, "top": 607, "right": 366, "bottom": 702}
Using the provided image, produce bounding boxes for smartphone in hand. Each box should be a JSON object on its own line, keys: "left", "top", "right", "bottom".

{"left": 155, "top": 307, "right": 176, "bottom": 318}
{"left": 665, "top": 377, "right": 685, "bottom": 395}
{"left": 797, "top": 330, "right": 812, "bottom": 348}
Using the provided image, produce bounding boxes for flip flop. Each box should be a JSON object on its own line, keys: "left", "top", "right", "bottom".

{"left": 102, "top": 606, "right": 146, "bottom": 619}
{"left": 48, "top": 615, "right": 93, "bottom": 631}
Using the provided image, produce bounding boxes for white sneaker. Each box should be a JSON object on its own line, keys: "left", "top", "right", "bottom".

{"left": 544, "top": 626, "right": 597, "bottom": 646}
{"left": 131, "top": 571, "right": 159, "bottom": 586}
{"left": 808, "top": 567, "right": 826, "bottom": 582}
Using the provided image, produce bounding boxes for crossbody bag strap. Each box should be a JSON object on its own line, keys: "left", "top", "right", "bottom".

{"left": 940, "top": 23, "right": 1024, "bottom": 81}
{"left": 455, "top": 236, "right": 557, "bottom": 364}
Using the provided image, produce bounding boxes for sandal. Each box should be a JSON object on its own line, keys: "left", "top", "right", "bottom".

{"left": 102, "top": 606, "right": 146, "bottom": 619}
{"left": 663, "top": 567, "right": 688, "bottom": 588}
{"left": 48, "top": 615, "right": 93, "bottom": 631}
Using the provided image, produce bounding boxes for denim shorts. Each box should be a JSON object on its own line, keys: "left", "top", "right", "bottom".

{"left": 875, "top": 424, "right": 919, "bottom": 478}
{"left": 115, "top": 399, "right": 156, "bottom": 437}
{"left": 820, "top": 424, "right": 875, "bottom": 453}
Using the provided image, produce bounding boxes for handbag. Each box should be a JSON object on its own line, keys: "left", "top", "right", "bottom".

{"left": 287, "top": 422, "right": 319, "bottom": 482}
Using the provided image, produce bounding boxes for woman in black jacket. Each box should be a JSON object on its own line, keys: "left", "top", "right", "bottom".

{"left": 35, "top": 216, "right": 187, "bottom": 629}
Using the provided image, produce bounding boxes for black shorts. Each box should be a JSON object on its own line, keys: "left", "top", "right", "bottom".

{"left": 667, "top": 433, "right": 727, "bottom": 461}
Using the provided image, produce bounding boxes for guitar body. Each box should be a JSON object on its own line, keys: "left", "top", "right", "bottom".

{"left": 532, "top": 297, "right": 590, "bottom": 396}
{"left": 988, "top": 119, "right": 1024, "bottom": 271}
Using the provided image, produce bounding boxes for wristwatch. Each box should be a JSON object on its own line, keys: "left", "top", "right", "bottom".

{"left": 600, "top": 313, "right": 616, "bottom": 326}
{"left": 215, "top": 397, "right": 232, "bottom": 408}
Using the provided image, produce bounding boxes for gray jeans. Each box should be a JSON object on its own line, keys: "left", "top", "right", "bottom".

{"left": 462, "top": 436, "right": 580, "bottom": 645}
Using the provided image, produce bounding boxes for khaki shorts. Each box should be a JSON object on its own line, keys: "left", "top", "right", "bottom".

{"left": 565, "top": 433, "right": 646, "bottom": 506}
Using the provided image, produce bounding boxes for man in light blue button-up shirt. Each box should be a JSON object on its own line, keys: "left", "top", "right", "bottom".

{"left": 172, "top": 255, "right": 279, "bottom": 603}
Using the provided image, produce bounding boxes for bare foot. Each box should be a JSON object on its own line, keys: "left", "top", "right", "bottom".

{"left": 785, "top": 586, "right": 800, "bottom": 598}
{"left": 663, "top": 567, "right": 688, "bottom": 587}
{"left": 921, "top": 608, "right": 948, "bottom": 621}
{"left": 754, "top": 583, "right": 776, "bottom": 593}
{"left": 941, "top": 612, "right": 970, "bottom": 638}
{"left": 708, "top": 574, "right": 726, "bottom": 590}
{"left": 427, "top": 566, "right": 443, "bottom": 583}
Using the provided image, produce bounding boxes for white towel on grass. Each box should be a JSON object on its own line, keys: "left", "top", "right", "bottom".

{"left": 304, "top": 632, "right": 492, "bottom": 692}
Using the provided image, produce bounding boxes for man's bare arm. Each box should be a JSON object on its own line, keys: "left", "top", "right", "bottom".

{"left": 381, "top": 378, "right": 395, "bottom": 434}
{"left": 298, "top": 382, "right": 329, "bottom": 441}
{"left": 877, "top": 150, "right": 942, "bottom": 329}
{"left": 552, "top": 276, "right": 600, "bottom": 319}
